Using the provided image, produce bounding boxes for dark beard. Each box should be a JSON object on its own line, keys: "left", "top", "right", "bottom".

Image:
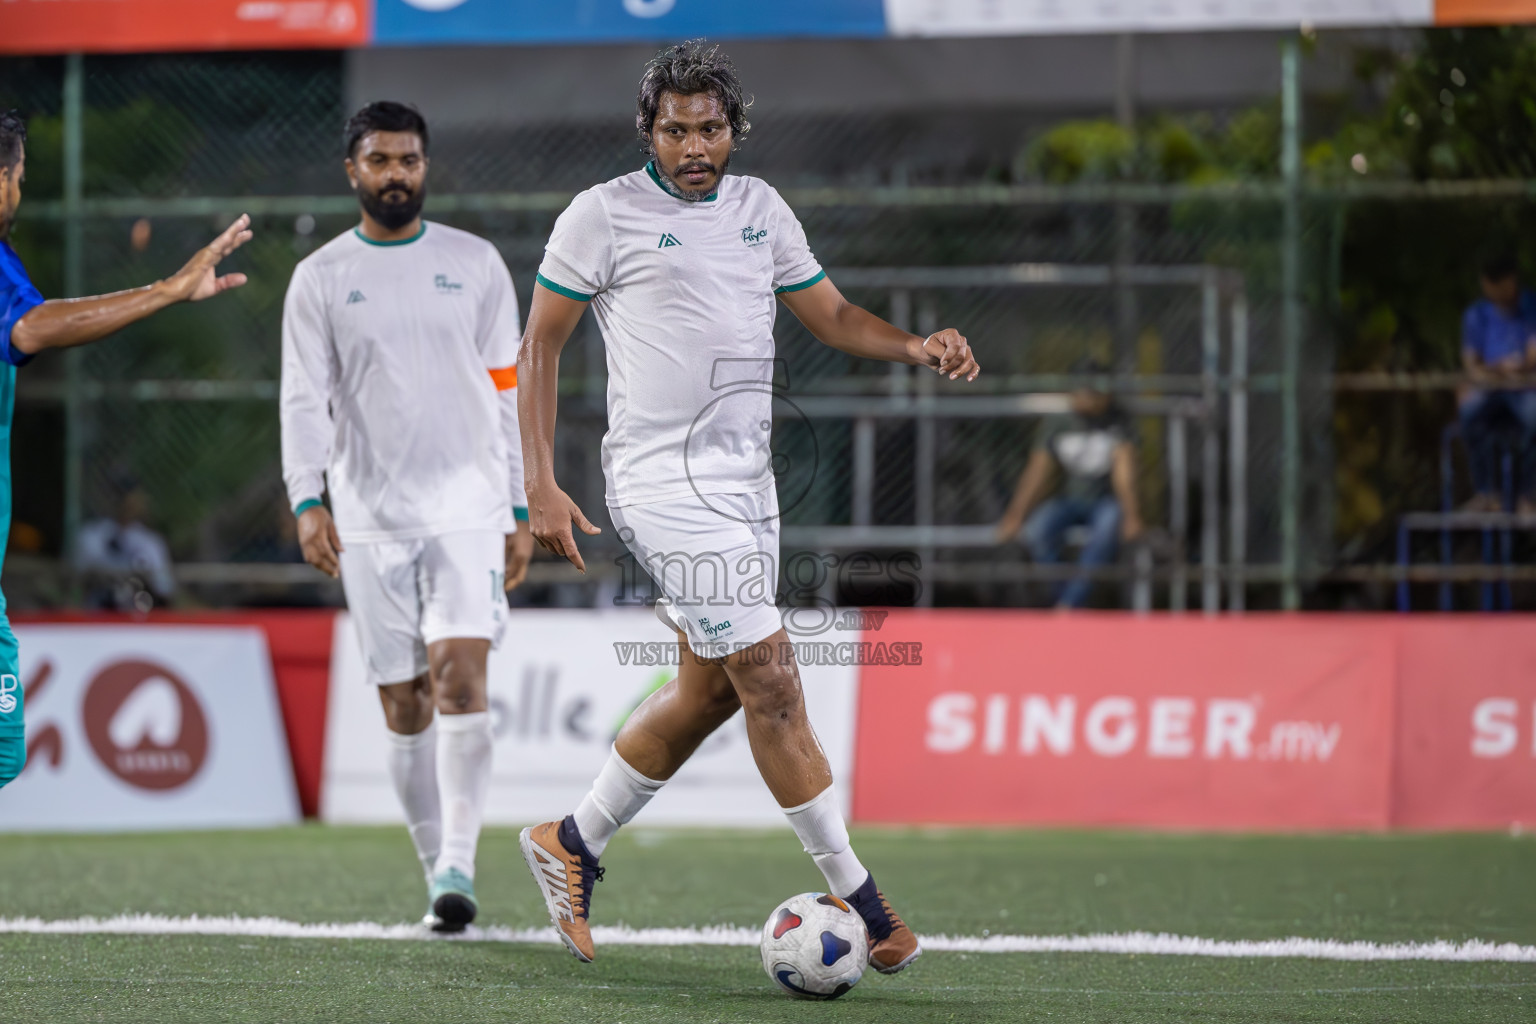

{"left": 656, "top": 155, "right": 729, "bottom": 202}
{"left": 359, "top": 183, "right": 425, "bottom": 231}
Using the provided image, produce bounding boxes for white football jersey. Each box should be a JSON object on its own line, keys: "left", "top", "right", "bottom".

{"left": 537, "top": 165, "right": 824, "bottom": 507}
{"left": 281, "top": 222, "right": 526, "bottom": 543}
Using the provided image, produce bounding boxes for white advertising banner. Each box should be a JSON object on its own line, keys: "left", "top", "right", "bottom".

{"left": 0, "top": 626, "right": 300, "bottom": 831}
{"left": 322, "top": 610, "right": 860, "bottom": 826}
{"left": 885, "top": 0, "right": 1434, "bottom": 35}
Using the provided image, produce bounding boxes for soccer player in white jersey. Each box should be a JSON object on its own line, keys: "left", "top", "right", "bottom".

{"left": 516, "top": 43, "right": 979, "bottom": 973}
{"left": 280, "top": 102, "right": 534, "bottom": 932}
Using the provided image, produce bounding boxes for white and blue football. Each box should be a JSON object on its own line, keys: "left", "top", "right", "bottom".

{"left": 759, "top": 892, "right": 870, "bottom": 1000}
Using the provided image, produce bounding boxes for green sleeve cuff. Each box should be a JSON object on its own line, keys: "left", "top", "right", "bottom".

{"left": 774, "top": 269, "right": 827, "bottom": 295}
{"left": 294, "top": 498, "right": 323, "bottom": 517}
{"left": 535, "top": 273, "right": 593, "bottom": 303}
{"left": 513, "top": 506, "right": 529, "bottom": 522}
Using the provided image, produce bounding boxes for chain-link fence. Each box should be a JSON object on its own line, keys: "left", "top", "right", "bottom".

{"left": 3, "top": 45, "right": 1530, "bottom": 612}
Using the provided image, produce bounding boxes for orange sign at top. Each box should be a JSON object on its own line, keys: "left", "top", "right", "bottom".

{"left": 1437, "top": 0, "right": 1536, "bottom": 23}
{"left": 0, "top": 0, "right": 370, "bottom": 55}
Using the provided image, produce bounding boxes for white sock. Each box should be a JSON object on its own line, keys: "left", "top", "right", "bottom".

{"left": 784, "top": 785, "right": 869, "bottom": 898}
{"left": 433, "top": 711, "right": 493, "bottom": 880}
{"left": 571, "top": 746, "right": 665, "bottom": 859}
{"left": 386, "top": 721, "right": 441, "bottom": 884}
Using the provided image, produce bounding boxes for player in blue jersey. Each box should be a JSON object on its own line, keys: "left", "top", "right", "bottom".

{"left": 0, "top": 110, "right": 252, "bottom": 789}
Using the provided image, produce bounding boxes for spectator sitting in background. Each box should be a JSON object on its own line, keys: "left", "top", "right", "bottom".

{"left": 76, "top": 476, "right": 176, "bottom": 610}
{"left": 994, "top": 362, "right": 1143, "bottom": 609}
{"left": 1458, "top": 251, "right": 1536, "bottom": 513}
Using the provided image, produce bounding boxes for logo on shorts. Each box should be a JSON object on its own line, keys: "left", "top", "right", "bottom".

{"left": 698, "top": 617, "right": 733, "bottom": 638}
{"left": 0, "top": 674, "right": 15, "bottom": 715}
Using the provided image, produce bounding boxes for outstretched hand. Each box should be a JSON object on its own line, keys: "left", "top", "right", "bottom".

{"left": 922, "top": 328, "right": 980, "bottom": 382}
{"left": 528, "top": 483, "right": 602, "bottom": 574}
{"left": 163, "top": 214, "right": 253, "bottom": 303}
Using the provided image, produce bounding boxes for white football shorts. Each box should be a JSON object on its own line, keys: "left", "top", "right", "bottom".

{"left": 611, "top": 486, "right": 784, "bottom": 658}
{"left": 338, "top": 528, "right": 506, "bottom": 686}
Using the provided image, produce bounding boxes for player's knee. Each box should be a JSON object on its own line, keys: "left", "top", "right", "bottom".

{"left": 690, "top": 670, "right": 740, "bottom": 716}
{"left": 381, "top": 694, "right": 432, "bottom": 733}
{"left": 378, "top": 678, "right": 433, "bottom": 732}
{"left": 734, "top": 662, "right": 804, "bottom": 724}
{"left": 431, "top": 655, "right": 486, "bottom": 713}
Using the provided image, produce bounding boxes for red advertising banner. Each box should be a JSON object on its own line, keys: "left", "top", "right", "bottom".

{"left": 13, "top": 610, "right": 337, "bottom": 817}
{"left": 1392, "top": 619, "right": 1536, "bottom": 829}
{"left": 853, "top": 612, "right": 1400, "bottom": 830}
{"left": 1436, "top": 1, "right": 1536, "bottom": 25}
{"left": 0, "top": 0, "right": 369, "bottom": 56}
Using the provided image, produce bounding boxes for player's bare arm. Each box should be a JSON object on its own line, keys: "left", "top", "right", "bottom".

{"left": 517, "top": 284, "right": 601, "bottom": 573}
{"left": 995, "top": 447, "right": 1056, "bottom": 542}
{"left": 1112, "top": 442, "right": 1144, "bottom": 541}
{"left": 777, "top": 276, "right": 979, "bottom": 381}
{"left": 11, "top": 214, "right": 252, "bottom": 354}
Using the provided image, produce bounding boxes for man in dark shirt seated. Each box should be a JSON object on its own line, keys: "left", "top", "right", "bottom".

{"left": 994, "top": 363, "right": 1143, "bottom": 608}
{"left": 1459, "top": 252, "right": 1536, "bottom": 513}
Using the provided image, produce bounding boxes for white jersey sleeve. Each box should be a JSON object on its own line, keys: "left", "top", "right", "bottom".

{"left": 478, "top": 245, "right": 528, "bottom": 515}
{"left": 536, "top": 188, "right": 616, "bottom": 300}
{"left": 280, "top": 259, "right": 335, "bottom": 511}
{"left": 768, "top": 187, "right": 825, "bottom": 294}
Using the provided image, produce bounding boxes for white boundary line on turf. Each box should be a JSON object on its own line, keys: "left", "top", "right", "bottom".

{"left": 1, "top": 915, "right": 1534, "bottom": 963}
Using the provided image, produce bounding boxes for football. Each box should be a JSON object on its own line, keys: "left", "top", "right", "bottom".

{"left": 759, "top": 892, "right": 870, "bottom": 1000}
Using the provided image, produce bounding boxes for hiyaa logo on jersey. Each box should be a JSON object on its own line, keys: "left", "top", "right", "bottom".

{"left": 434, "top": 273, "right": 463, "bottom": 294}
{"left": 741, "top": 225, "right": 769, "bottom": 246}
{"left": 0, "top": 674, "right": 16, "bottom": 715}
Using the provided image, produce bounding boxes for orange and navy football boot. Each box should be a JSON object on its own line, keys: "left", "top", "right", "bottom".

{"left": 846, "top": 874, "right": 922, "bottom": 974}
{"left": 519, "top": 815, "right": 603, "bottom": 962}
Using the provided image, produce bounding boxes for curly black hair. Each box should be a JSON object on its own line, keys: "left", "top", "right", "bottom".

{"left": 0, "top": 110, "right": 27, "bottom": 172}
{"left": 635, "top": 40, "right": 752, "bottom": 152}
{"left": 343, "top": 101, "right": 429, "bottom": 159}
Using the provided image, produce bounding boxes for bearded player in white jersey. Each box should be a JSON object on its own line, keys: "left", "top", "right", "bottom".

{"left": 516, "top": 43, "right": 979, "bottom": 972}
{"left": 280, "top": 102, "right": 534, "bottom": 932}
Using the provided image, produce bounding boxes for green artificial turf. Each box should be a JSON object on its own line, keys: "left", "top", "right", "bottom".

{"left": 0, "top": 826, "right": 1532, "bottom": 1022}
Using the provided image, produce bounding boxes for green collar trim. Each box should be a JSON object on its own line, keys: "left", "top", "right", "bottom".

{"left": 645, "top": 161, "right": 718, "bottom": 203}
{"left": 353, "top": 223, "right": 427, "bottom": 247}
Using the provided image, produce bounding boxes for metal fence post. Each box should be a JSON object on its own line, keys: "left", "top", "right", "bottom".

{"left": 62, "top": 53, "right": 85, "bottom": 574}
{"left": 914, "top": 296, "right": 937, "bottom": 608}
{"left": 1228, "top": 284, "right": 1249, "bottom": 612}
{"left": 1169, "top": 413, "right": 1188, "bottom": 612}
{"left": 1201, "top": 269, "right": 1221, "bottom": 614}
{"left": 1280, "top": 36, "right": 1303, "bottom": 610}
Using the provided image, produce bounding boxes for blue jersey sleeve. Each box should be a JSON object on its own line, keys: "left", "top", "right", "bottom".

{"left": 0, "top": 242, "right": 42, "bottom": 368}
